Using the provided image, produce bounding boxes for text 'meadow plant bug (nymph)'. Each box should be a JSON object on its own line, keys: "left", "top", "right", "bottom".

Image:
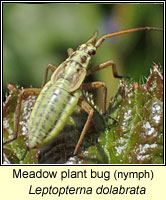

{"left": 4, "top": 27, "right": 163, "bottom": 156}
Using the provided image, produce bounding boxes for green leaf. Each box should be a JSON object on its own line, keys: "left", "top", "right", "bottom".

{"left": 80, "top": 65, "right": 163, "bottom": 164}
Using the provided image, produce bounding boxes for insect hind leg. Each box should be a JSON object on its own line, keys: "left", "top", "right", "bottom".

{"left": 3, "top": 88, "right": 41, "bottom": 146}
{"left": 74, "top": 99, "right": 94, "bottom": 155}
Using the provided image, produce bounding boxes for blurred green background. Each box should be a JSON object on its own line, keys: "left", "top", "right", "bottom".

{"left": 3, "top": 3, "right": 163, "bottom": 108}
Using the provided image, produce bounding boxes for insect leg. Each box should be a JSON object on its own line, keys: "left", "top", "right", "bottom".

{"left": 41, "top": 64, "right": 57, "bottom": 87}
{"left": 82, "top": 82, "right": 107, "bottom": 114}
{"left": 74, "top": 99, "right": 94, "bottom": 155}
{"left": 3, "top": 88, "right": 41, "bottom": 145}
{"left": 87, "top": 60, "right": 129, "bottom": 78}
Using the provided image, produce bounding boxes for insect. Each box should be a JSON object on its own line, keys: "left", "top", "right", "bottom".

{"left": 3, "top": 27, "right": 163, "bottom": 156}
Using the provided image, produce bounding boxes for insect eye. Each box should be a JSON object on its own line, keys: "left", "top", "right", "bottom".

{"left": 88, "top": 49, "right": 96, "bottom": 56}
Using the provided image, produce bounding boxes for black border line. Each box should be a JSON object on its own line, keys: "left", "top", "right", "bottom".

{"left": 1, "top": 0, "right": 165, "bottom": 167}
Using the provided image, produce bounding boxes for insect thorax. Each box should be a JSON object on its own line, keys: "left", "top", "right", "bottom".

{"left": 51, "top": 43, "right": 96, "bottom": 92}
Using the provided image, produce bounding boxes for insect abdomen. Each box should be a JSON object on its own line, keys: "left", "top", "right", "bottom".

{"left": 28, "top": 81, "right": 80, "bottom": 149}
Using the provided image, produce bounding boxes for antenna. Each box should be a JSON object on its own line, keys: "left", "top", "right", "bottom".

{"left": 95, "top": 27, "right": 163, "bottom": 48}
